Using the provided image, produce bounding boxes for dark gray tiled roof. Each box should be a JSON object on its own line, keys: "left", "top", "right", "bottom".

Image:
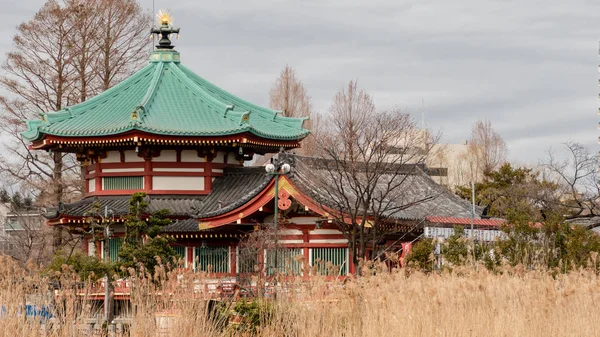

{"left": 49, "top": 155, "right": 481, "bottom": 232}
{"left": 48, "top": 167, "right": 271, "bottom": 228}
{"left": 53, "top": 195, "right": 205, "bottom": 218}
{"left": 162, "top": 218, "right": 199, "bottom": 232}
{"left": 289, "top": 155, "right": 479, "bottom": 221}
{"left": 192, "top": 167, "right": 271, "bottom": 218}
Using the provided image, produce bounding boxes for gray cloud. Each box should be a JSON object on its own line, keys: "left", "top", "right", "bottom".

{"left": 1, "top": 0, "right": 599, "bottom": 166}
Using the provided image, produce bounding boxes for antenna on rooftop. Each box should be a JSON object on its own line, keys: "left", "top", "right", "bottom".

{"left": 151, "top": 0, "right": 155, "bottom": 53}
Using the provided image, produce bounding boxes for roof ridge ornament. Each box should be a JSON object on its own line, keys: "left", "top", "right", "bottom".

{"left": 224, "top": 104, "right": 234, "bottom": 118}
{"left": 151, "top": 10, "right": 180, "bottom": 50}
{"left": 240, "top": 111, "right": 251, "bottom": 125}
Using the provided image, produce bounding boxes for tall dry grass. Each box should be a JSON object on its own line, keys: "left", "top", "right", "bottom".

{"left": 0, "top": 256, "right": 599, "bottom": 337}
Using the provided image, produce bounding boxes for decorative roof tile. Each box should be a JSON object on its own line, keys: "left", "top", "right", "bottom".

{"left": 22, "top": 51, "right": 309, "bottom": 142}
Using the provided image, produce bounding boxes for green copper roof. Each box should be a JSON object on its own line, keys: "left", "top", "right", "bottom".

{"left": 22, "top": 50, "right": 309, "bottom": 142}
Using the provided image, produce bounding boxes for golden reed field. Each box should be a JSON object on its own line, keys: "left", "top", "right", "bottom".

{"left": 0, "top": 256, "right": 599, "bottom": 337}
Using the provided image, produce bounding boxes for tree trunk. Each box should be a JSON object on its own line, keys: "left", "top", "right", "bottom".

{"left": 52, "top": 151, "right": 64, "bottom": 251}
{"left": 359, "top": 224, "right": 366, "bottom": 274}
{"left": 351, "top": 226, "right": 359, "bottom": 276}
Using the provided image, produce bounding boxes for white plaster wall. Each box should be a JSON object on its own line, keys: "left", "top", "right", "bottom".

{"left": 153, "top": 168, "right": 204, "bottom": 172}
{"left": 103, "top": 151, "right": 120, "bottom": 163}
{"left": 102, "top": 168, "right": 144, "bottom": 173}
{"left": 153, "top": 150, "right": 177, "bottom": 162}
{"left": 279, "top": 240, "right": 304, "bottom": 244}
{"left": 152, "top": 176, "right": 204, "bottom": 190}
{"left": 279, "top": 229, "right": 303, "bottom": 235}
{"left": 88, "top": 179, "right": 96, "bottom": 192}
{"left": 309, "top": 239, "right": 348, "bottom": 244}
{"left": 212, "top": 151, "right": 226, "bottom": 163}
{"left": 289, "top": 216, "right": 321, "bottom": 225}
{"left": 212, "top": 169, "right": 223, "bottom": 174}
{"left": 88, "top": 241, "right": 96, "bottom": 256}
{"left": 181, "top": 150, "right": 205, "bottom": 162}
{"left": 124, "top": 150, "right": 144, "bottom": 162}
{"left": 310, "top": 229, "right": 343, "bottom": 235}
{"left": 227, "top": 152, "right": 237, "bottom": 163}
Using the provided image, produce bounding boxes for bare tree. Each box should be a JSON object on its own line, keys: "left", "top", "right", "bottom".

{"left": 269, "top": 66, "right": 315, "bottom": 155}
{"left": 543, "top": 142, "right": 600, "bottom": 221}
{"left": 269, "top": 65, "right": 311, "bottom": 118}
{"left": 0, "top": 0, "right": 150, "bottom": 251}
{"left": 0, "top": 1, "right": 78, "bottom": 249}
{"left": 0, "top": 194, "right": 52, "bottom": 266}
{"left": 307, "top": 81, "right": 439, "bottom": 275}
{"left": 93, "top": 0, "right": 150, "bottom": 90}
{"left": 66, "top": 0, "right": 98, "bottom": 103}
{"left": 467, "top": 120, "right": 507, "bottom": 180}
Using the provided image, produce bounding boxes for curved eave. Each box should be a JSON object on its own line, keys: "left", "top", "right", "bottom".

{"left": 22, "top": 120, "right": 45, "bottom": 142}
{"left": 198, "top": 176, "right": 330, "bottom": 230}
{"left": 28, "top": 131, "right": 304, "bottom": 151}
{"left": 28, "top": 124, "right": 308, "bottom": 142}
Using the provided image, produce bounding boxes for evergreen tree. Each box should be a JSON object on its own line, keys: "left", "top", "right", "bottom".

{"left": 0, "top": 189, "right": 9, "bottom": 203}
{"left": 117, "top": 193, "right": 177, "bottom": 275}
{"left": 456, "top": 163, "right": 557, "bottom": 219}
{"left": 23, "top": 196, "right": 33, "bottom": 210}
{"left": 11, "top": 192, "right": 23, "bottom": 210}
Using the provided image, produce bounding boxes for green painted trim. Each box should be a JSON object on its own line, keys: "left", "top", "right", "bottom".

{"left": 311, "top": 248, "right": 348, "bottom": 276}
{"left": 194, "top": 246, "right": 229, "bottom": 273}
{"left": 266, "top": 248, "right": 303, "bottom": 276}
{"left": 102, "top": 176, "right": 143, "bottom": 190}
{"left": 108, "top": 237, "right": 123, "bottom": 263}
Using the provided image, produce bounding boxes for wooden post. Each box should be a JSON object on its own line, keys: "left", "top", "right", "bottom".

{"left": 187, "top": 246, "right": 194, "bottom": 270}
{"left": 230, "top": 244, "right": 237, "bottom": 277}
{"left": 144, "top": 158, "right": 152, "bottom": 192}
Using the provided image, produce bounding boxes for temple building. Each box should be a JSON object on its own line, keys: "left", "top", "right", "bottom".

{"left": 22, "top": 19, "right": 502, "bottom": 277}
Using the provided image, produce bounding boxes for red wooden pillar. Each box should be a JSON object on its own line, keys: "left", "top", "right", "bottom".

{"left": 230, "top": 244, "right": 237, "bottom": 276}
{"left": 303, "top": 230, "right": 310, "bottom": 276}
{"left": 95, "top": 161, "right": 102, "bottom": 192}
{"left": 82, "top": 237, "right": 89, "bottom": 253}
{"left": 96, "top": 241, "right": 102, "bottom": 260}
{"left": 144, "top": 158, "right": 152, "bottom": 192}
{"left": 258, "top": 248, "right": 265, "bottom": 276}
{"left": 204, "top": 176, "right": 212, "bottom": 193}
{"left": 187, "top": 246, "right": 194, "bottom": 270}
{"left": 349, "top": 252, "right": 356, "bottom": 275}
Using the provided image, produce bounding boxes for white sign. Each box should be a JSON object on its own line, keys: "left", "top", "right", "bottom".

{"left": 424, "top": 227, "right": 506, "bottom": 242}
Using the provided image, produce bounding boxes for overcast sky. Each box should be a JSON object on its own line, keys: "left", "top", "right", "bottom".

{"left": 1, "top": 0, "right": 599, "bottom": 165}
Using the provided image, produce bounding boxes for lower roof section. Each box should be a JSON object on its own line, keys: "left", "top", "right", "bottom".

{"left": 47, "top": 156, "right": 496, "bottom": 232}
{"left": 46, "top": 166, "right": 271, "bottom": 221}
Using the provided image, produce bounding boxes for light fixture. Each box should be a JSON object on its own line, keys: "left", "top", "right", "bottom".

{"left": 281, "top": 163, "right": 291, "bottom": 174}
{"left": 265, "top": 163, "right": 275, "bottom": 174}
{"left": 315, "top": 220, "right": 323, "bottom": 229}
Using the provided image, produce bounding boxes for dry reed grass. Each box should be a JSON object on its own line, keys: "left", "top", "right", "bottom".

{"left": 0, "top": 256, "right": 598, "bottom": 337}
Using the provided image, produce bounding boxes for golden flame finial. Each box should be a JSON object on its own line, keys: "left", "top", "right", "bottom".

{"left": 156, "top": 9, "right": 173, "bottom": 26}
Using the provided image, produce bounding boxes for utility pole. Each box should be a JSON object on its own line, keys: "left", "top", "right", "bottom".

{"left": 471, "top": 181, "right": 476, "bottom": 264}
{"left": 103, "top": 206, "right": 113, "bottom": 326}
{"left": 273, "top": 174, "right": 279, "bottom": 279}
{"left": 265, "top": 149, "right": 292, "bottom": 296}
